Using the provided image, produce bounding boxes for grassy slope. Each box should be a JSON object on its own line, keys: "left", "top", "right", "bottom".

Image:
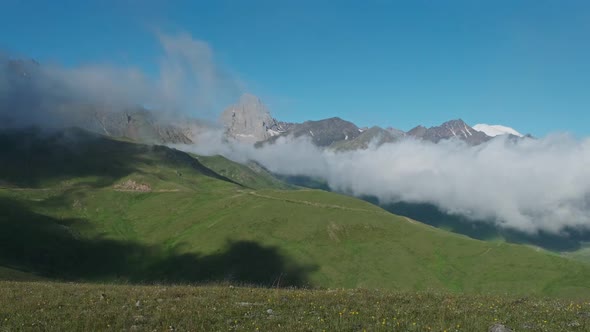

{"left": 2, "top": 281, "right": 590, "bottom": 331}
{"left": 565, "top": 244, "right": 590, "bottom": 265}
{"left": 2, "top": 128, "right": 590, "bottom": 296}
{"left": 196, "top": 155, "right": 293, "bottom": 190}
{"left": 0, "top": 267, "right": 45, "bottom": 281}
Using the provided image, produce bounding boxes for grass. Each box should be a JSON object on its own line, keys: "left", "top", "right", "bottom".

{"left": 0, "top": 267, "right": 45, "bottom": 282}
{"left": 1, "top": 281, "right": 590, "bottom": 331}
{"left": 195, "top": 155, "right": 293, "bottom": 190}
{"left": 3, "top": 128, "right": 590, "bottom": 297}
{"left": 4, "top": 185, "right": 590, "bottom": 296}
{"left": 564, "top": 244, "right": 590, "bottom": 265}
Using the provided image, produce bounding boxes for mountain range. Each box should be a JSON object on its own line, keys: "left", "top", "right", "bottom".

{"left": 222, "top": 93, "right": 526, "bottom": 148}
{"left": 1, "top": 59, "right": 528, "bottom": 149}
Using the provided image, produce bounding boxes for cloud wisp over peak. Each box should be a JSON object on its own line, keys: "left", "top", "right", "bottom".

{"left": 0, "top": 32, "right": 241, "bottom": 129}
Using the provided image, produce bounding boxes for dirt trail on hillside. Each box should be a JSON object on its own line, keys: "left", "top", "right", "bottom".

{"left": 404, "top": 217, "right": 416, "bottom": 224}
{"left": 244, "top": 191, "right": 389, "bottom": 215}
{"left": 480, "top": 248, "right": 492, "bottom": 256}
{"left": 1, "top": 186, "right": 183, "bottom": 193}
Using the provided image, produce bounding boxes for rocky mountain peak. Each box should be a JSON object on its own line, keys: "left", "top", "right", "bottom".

{"left": 220, "top": 93, "right": 283, "bottom": 143}
{"left": 441, "top": 119, "right": 467, "bottom": 128}
{"left": 408, "top": 119, "right": 491, "bottom": 145}
{"left": 440, "top": 119, "right": 476, "bottom": 137}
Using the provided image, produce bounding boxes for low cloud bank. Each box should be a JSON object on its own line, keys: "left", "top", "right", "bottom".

{"left": 179, "top": 132, "right": 590, "bottom": 235}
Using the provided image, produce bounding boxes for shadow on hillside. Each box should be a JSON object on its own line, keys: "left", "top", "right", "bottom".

{"left": 149, "top": 241, "right": 314, "bottom": 286}
{"left": 373, "top": 198, "right": 590, "bottom": 252}
{"left": 0, "top": 127, "right": 239, "bottom": 188}
{"left": 0, "top": 196, "right": 314, "bottom": 287}
{"left": 275, "top": 175, "right": 331, "bottom": 191}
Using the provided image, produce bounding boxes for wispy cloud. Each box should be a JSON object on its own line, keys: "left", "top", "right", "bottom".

{"left": 0, "top": 32, "right": 241, "bottom": 128}
{"left": 157, "top": 32, "right": 242, "bottom": 116}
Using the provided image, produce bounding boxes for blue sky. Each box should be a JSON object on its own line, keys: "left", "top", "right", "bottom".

{"left": 2, "top": 0, "right": 590, "bottom": 136}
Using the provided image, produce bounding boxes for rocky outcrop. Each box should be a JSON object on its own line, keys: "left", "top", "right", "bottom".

{"left": 386, "top": 127, "right": 406, "bottom": 138}
{"left": 267, "top": 117, "right": 361, "bottom": 147}
{"left": 114, "top": 179, "right": 152, "bottom": 192}
{"left": 79, "top": 107, "right": 194, "bottom": 144}
{"left": 220, "top": 94, "right": 285, "bottom": 143}
{"left": 331, "top": 126, "right": 400, "bottom": 151}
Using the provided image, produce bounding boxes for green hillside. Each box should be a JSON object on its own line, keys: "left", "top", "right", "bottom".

{"left": 196, "top": 155, "right": 293, "bottom": 190}
{"left": 565, "top": 244, "right": 590, "bottom": 265}
{"left": 0, "top": 266, "right": 45, "bottom": 281}
{"left": 2, "top": 128, "right": 590, "bottom": 296}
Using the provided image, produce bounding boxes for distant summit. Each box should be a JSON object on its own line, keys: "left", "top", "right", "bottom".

{"left": 473, "top": 124, "right": 523, "bottom": 137}
{"left": 2, "top": 58, "right": 528, "bottom": 149}
{"left": 407, "top": 119, "right": 491, "bottom": 145}
{"left": 220, "top": 94, "right": 287, "bottom": 143}
{"left": 273, "top": 117, "right": 361, "bottom": 147}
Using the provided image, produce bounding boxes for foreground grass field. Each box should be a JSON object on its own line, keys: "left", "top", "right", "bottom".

{"left": 1, "top": 281, "right": 589, "bottom": 331}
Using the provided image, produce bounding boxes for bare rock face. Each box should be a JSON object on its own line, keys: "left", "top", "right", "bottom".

{"left": 407, "top": 119, "right": 491, "bottom": 145}
{"left": 82, "top": 108, "right": 194, "bottom": 144}
{"left": 221, "top": 94, "right": 283, "bottom": 143}
{"left": 331, "top": 126, "right": 399, "bottom": 151}
{"left": 114, "top": 180, "right": 152, "bottom": 192}
{"left": 264, "top": 117, "right": 361, "bottom": 147}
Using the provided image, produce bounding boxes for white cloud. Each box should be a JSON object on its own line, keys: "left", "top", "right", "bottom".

{"left": 178, "top": 133, "right": 590, "bottom": 235}
{"left": 0, "top": 32, "right": 241, "bottom": 128}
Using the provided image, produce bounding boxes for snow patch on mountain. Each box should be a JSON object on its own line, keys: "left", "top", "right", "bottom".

{"left": 473, "top": 124, "right": 523, "bottom": 137}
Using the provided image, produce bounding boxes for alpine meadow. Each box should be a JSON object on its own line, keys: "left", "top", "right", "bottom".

{"left": 2, "top": 2, "right": 590, "bottom": 331}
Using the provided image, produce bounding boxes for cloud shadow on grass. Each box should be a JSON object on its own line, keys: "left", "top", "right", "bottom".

{"left": 0, "top": 196, "right": 315, "bottom": 287}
